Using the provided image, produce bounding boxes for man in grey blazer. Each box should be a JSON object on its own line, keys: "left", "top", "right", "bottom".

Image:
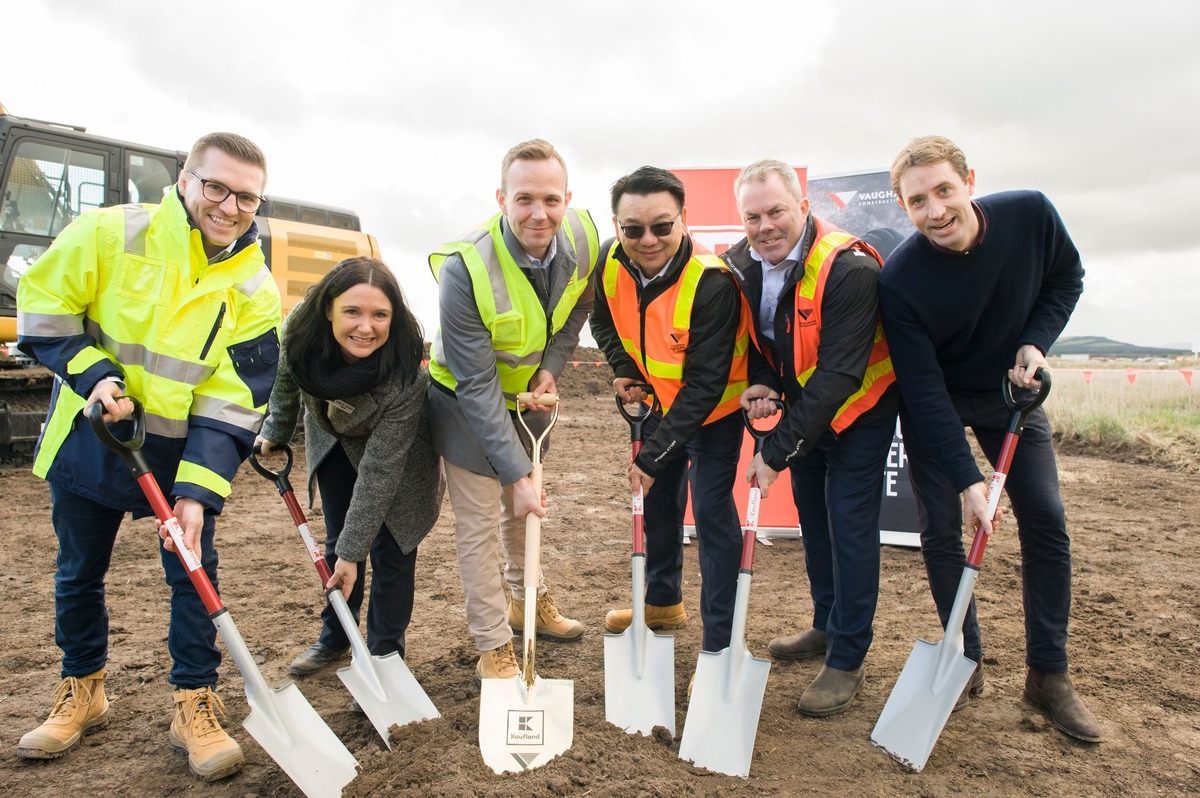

{"left": 426, "top": 139, "right": 599, "bottom": 680}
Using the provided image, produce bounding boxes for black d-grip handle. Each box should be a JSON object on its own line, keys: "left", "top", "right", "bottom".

{"left": 615, "top": 383, "right": 660, "bottom": 443}
{"left": 88, "top": 397, "right": 149, "bottom": 479}
{"left": 249, "top": 443, "right": 294, "bottom": 496}
{"left": 1003, "top": 368, "right": 1051, "bottom": 435}
{"left": 741, "top": 398, "right": 787, "bottom": 454}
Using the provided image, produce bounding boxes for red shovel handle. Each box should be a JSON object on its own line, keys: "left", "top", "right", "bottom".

{"left": 248, "top": 444, "right": 336, "bottom": 586}
{"left": 965, "top": 369, "right": 1052, "bottom": 568}
{"left": 738, "top": 400, "right": 787, "bottom": 570}
{"left": 88, "top": 400, "right": 224, "bottom": 615}
{"left": 616, "top": 385, "right": 658, "bottom": 557}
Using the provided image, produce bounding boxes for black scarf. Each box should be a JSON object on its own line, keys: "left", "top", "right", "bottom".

{"left": 290, "top": 348, "right": 386, "bottom": 401}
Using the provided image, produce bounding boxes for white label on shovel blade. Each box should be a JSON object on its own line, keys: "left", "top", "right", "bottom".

{"left": 506, "top": 709, "right": 545, "bottom": 745}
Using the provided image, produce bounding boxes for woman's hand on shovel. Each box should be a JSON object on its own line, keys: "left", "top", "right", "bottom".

{"left": 326, "top": 558, "right": 358, "bottom": 600}
{"left": 159, "top": 497, "right": 204, "bottom": 556}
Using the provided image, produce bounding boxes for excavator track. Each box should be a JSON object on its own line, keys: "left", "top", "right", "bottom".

{"left": 0, "top": 357, "right": 51, "bottom": 466}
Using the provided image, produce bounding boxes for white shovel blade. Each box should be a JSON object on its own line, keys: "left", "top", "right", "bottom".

{"left": 870, "top": 638, "right": 977, "bottom": 772}
{"left": 337, "top": 651, "right": 440, "bottom": 748}
{"left": 479, "top": 675, "right": 573, "bottom": 774}
{"left": 678, "top": 648, "right": 771, "bottom": 778}
{"left": 604, "top": 625, "right": 675, "bottom": 737}
{"left": 242, "top": 681, "right": 359, "bottom": 798}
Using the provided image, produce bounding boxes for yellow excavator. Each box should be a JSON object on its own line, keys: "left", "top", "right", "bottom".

{"left": 0, "top": 101, "right": 381, "bottom": 461}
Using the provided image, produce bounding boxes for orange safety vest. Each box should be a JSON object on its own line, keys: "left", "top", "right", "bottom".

{"left": 792, "top": 216, "right": 895, "bottom": 432}
{"left": 601, "top": 241, "right": 751, "bottom": 423}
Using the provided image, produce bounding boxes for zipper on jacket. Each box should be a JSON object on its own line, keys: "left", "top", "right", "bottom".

{"left": 199, "top": 302, "right": 226, "bottom": 360}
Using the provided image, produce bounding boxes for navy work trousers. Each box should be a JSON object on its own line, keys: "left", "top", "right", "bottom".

{"left": 51, "top": 483, "right": 221, "bottom": 688}
{"left": 901, "top": 397, "right": 1071, "bottom": 673}
{"left": 789, "top": 412, "right": 896, "bottom": 671}
{"left": 642, "top": 410, "right": 743, "bottom": 652}
{"left": 313, "top": 443, "right": 417, "bottom": 658}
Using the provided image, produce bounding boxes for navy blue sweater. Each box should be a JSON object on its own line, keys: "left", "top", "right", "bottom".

{"left": 878, "top": 190, "right": 1083, "bottom": 491}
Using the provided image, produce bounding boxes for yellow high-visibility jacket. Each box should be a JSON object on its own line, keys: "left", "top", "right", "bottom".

{"left": 17, "top": 188, "right": 281, "bottom": 514}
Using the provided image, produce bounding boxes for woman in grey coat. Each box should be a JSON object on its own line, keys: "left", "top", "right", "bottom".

{"left": 258, "top": 257, "right": 444, "bottom": 677}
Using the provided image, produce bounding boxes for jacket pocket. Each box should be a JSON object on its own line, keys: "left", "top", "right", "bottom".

{"left": 228, "top": 328, "right": 280, "bottom": 407}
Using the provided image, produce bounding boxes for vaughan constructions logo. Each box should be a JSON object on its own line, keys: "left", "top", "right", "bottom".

{"left": 506, "top": 709, "right": 545, "bottom": 745}
{"left": 827, "top": 189, "right": 897, "bottom": 208}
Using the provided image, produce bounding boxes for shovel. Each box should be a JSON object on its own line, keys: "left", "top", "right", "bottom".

{"left": 89, "top": 399, "right": 358, "bottom": 798}
{"left": 248, "top": 444, "right": 439, "bottom": 748}
{"left": 478, "top": 391, "right": 574, "bottom": 774}
{"left": 871, "top": 369, "right": 1052, "bottom": 772}
{"left": 604, "top": 386, "right": 675, "bottom": 737}
{"left": 678, "top": 403, "right": 782, "bottom": 778}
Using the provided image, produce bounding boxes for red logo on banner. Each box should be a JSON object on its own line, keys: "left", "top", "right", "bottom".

{"left": 828, "top": 191, "right": 857, "bottom": 210}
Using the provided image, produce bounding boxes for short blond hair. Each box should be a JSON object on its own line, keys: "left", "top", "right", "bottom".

{"left": 890, "top": 136, "right": 969, "bottom": 200}
{"left": 499, "top": 139, "right": 567, "bottom": 192}
{"left": 186, "top": 132, "right": 267, "bottom": 181}
{"left": 734, "top": 159, "right": 805, "bottom": 206}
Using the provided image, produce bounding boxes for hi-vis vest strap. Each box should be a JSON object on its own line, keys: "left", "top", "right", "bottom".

{"left": 794, "top": 217, "right": 895, "bottom": 433}
{"left": 427, "top": 209, "right": 598, "bottom": 408}
{"left": 602, "top": 242, "right": 750, "bottom": 423}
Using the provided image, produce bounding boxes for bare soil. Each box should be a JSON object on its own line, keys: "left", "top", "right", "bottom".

{"left": 2, "top": 360, "right": 1198, "bottom": 797}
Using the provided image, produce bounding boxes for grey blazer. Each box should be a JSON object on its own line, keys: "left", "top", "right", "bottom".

{"left": 261, "top": 352, "right": 445, "bottom": 561}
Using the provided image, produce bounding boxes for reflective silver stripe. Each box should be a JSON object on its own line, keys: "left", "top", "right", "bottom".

{"left": 563, "top": 210, "right": 593, "bottom": 280}
{"left": 17, "top": 311, "right": 85, "bottom": 337}
{"left": 191, "top": 393, "right": 265, "bottom": 432}
{"left": 85, "top": 319, "right": 217, "bottom": 386}
{"left": 496, "top": 349, "right": 542, "bottom": 369}
{"left": 235, "top": 267, "right": 271, "bottom": 298}
{"left": 145, "top": 411, "right": 190, "bottom": 439}
{"left": 122, "top": 205, "right": 151, "bottom": 256}
{"left": 471, "top": 230, "right": 514, "bottom": 316}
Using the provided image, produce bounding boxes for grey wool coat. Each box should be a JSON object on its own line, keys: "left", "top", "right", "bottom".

{"left": 260, "top": 348, "right": 445, "bottom": 562}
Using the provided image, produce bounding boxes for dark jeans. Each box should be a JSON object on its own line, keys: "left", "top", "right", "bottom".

{"left": 901, "top": 398, "right": 1071, "bottom": 673}
{"left": 314, "top": 444, "right": 416, "bottom": 658}
{"left": 789, "top": 413, "right": 896, "bottom": 671}
{"left": 642, "top": 411, "right": 743, "bottom": 652}
{"left": 51, "top": 484, "right": 221, "bottom": 688}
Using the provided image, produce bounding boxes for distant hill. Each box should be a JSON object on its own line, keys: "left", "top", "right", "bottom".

{"left": 1050, "top": 336, "right": 1192, "bottom": 359}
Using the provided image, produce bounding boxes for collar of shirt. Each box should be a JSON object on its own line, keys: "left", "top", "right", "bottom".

{"left": 748, "top": 239, "right": 804, "bottom": 340}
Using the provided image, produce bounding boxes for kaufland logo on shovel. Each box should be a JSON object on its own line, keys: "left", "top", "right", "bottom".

{"left": 506, "top": 709, "right": 544, "bottom": 745}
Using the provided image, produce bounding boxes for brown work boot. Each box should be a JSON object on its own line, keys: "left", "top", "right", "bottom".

{"left": 16, "top": 670, "right": 110, "bottom": 759}
{"left": 168, "top": 687, "right": 245, "bottom": 781}
{"left": 797, "top": 664, "right": 865, "bottom": 717}
{"left": 1023, "top": 668, "right": 1102, "bottom": 742}
{"left": 604, "top": 602, "right": 688, "bottom": 633}
{"left": 508, "top": 590, "right": 584, "bottom": 640}
{"left": 767, "top": 627, "right": 827, "bottom": 661}
{"left": 476, "top": 641, "right": 520, "bottom": 681}
{"left": 953, "top": 659, "right": 986, "bottom": 712}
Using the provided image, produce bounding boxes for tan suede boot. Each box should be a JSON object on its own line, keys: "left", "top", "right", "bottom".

{"left": 16, "top": 670, "right": 110, "bottom": 759}
{"left": 508, "top": 590, "right": 584, "bottom": 640}
{"left": 603, "top": 602, "right": 688, "bottom": 633}
{"left": 168, "top": 687, "right": 244, "bottom": 781}
{"left": 1024, "top": 668, "right": 1102, "bottom": 742}
{"left": 476, "top": 641, "right": 520, "bottom": 681}
{"left": 953, "top": 660, "right": 986, "bottom": 712}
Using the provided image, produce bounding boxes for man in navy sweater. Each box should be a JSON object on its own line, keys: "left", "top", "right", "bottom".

{"left": 879, "top": 136, "right": 1100, "bottom": 743}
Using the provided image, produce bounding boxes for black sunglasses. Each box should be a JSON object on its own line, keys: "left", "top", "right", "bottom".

{"left": 620, "top": 213, "right": 681, "bottom": 240}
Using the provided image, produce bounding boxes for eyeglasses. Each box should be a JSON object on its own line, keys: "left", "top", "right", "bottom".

{"left": 187, "top": 170, "right": 265, "bottom": 213}
{"left": 619, "top": 213, "right": 681, "bottom": 240}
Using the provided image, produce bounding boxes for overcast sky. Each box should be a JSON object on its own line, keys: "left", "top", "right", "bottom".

{"left": 6, "top": 1, "right": 1199, "bottom": 349}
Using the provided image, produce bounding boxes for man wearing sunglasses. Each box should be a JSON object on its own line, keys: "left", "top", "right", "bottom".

{"left": 591, "top": 166, "right": 752, "bottom": 664}
{"left": 16, "top": 133, "right": 280, "bottom": 780}
{"left": 721, "top": 160, "right": 899, "bottom": 718}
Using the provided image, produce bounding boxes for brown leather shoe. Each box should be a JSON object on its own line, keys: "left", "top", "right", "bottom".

{"left": 508, "top": 590, "right": 584, "bottom": 640}
{"left": 767, "top": 627, "right": 827, "bottom": 661}
{"left": 17, "top": 670, "right": 110, "bottom": 759}
{"left": 169, "top": 687, "right": 244, "bottom": 781}
{"left": 953, "top": 660, "right": 986, "bottom": 712}
{"left": 798, "top": 664, "right": 865, "bottom": 717}
{"left": 476, "top": 641, "right": 520, "bottom": 681}
{"left": 1023, "top": 668, "right": 1102, "bottom": 742}
{"left": 603, "top": 602, "right": 688, "bottom": 633}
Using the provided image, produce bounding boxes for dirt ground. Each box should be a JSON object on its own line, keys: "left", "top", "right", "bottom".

{"left": 2, "top": 361, "right": 1199, "bottom": 798}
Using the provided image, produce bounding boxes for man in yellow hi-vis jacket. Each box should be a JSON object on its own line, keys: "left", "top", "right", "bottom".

{"left": 15, "top": 133, "right": 281, "bottom": 782}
